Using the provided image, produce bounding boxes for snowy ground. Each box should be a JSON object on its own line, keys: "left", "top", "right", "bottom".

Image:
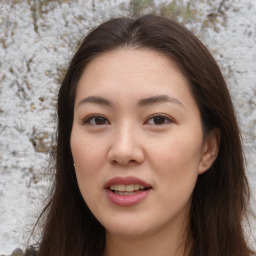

{"left": 0, "top": 0, "right": 255, "bottom": 254}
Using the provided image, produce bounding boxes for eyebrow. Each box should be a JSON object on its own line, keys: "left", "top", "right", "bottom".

{"left": 78, "top": 96, "right": 112, "bottom": 107}
{"left": 138, "top": 95, "right": 184, "bottom": 108}
{"left": 77, "top": 95, "right": 184, "bottom": 108}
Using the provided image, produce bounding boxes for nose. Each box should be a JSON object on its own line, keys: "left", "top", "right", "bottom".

{"left": 107, "top": 124, "right": 145, "bottom": 166}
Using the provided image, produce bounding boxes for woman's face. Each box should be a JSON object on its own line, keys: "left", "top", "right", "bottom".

{"left": 71, "top": 48, "right": 213, "bottom": 239}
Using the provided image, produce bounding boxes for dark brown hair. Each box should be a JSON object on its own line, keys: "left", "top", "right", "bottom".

{"left": 31, "top": 15, "right": 255, "bottom": 256}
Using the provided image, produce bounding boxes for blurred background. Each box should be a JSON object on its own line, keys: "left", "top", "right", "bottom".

{"left": 0, "top": 0, "right": 255, "bottom": 254}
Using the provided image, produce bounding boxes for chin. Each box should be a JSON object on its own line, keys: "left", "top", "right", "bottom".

{"left": 103, "top": 218, "right": 154, "bottom": 239}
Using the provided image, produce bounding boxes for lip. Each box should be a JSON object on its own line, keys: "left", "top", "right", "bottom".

{"left": 104, "top": 176, "right": 151, "bottom": 188}
{"left": 104, "top": 176, "right": 152, "bottom": 207}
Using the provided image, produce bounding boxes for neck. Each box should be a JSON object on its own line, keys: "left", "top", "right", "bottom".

{"left": 103, "top": 220, "right": 191, "bottom": 256}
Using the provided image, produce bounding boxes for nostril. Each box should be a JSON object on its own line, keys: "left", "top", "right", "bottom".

{"left": 110, "top": 158, "right": 138, "bottom": 166}
{"left": 107, "top": 145, "right": 145, "bottom": 165}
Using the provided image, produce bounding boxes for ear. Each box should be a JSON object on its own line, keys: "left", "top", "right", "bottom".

{"left": 198, "top": 128, "right": 220, "bottom": 175}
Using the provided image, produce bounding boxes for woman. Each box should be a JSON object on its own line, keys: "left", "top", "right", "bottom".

{"left": 26, "top": 15, "right": 255, "bottom": 256}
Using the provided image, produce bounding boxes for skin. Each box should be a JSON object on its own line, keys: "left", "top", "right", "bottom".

{"left": 70, "top": 48, "right": 219, "bottom": 256}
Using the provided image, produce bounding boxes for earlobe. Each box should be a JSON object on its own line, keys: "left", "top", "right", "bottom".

{"left": 198, "top": 128, "right": 220, "bottom": 174}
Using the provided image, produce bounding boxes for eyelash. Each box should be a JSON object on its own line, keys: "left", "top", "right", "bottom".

{"left": 144, "top": 114, "right": 174, "bottom": 125}
{"left": 83, "top": 115, "right": 110, "bottom": 126}
{"left": 82, "top": 114, "right": 174, "bottom": 126}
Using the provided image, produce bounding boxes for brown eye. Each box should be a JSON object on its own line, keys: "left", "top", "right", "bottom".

{"left": 146, "top": 115, "right": 173, "bottom": 125}
{"left": 84, "top": 115, "right": 110, "bottom": 125}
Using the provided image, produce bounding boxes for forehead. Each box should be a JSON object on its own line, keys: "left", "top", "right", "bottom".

{"left": 81, "top": 48, "right": 183, "bottom": 79}
{"left": 76, "top": 48, "right": 192, "bottom": 97}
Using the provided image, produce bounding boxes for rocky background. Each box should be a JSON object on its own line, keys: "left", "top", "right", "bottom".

{"left": 0, "top": 0, "right": 256, "bottom": 254}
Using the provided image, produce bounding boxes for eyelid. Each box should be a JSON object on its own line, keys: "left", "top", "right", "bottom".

{"left": 82, "top": 114, "right": 110, "bottom": 125}
{"left": 81, "top": 113, "right": 174, "bottom": 126}
{"left": 144, "top": 114, "right": 174, "bottom": 125}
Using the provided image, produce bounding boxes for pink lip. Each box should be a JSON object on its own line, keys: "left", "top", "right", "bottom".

{"left": 104, "top": 176, "right": 152, "bottom": 207}
{"left": 104, "top": 176, "right": 151, "bottom": 188}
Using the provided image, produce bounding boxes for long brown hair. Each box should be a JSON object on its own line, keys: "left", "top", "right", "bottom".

{"left": 29, "top": 15, "right": 255, "bottom": 256}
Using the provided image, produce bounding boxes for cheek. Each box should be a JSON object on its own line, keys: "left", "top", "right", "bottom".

{"left": 70, "top": 132, "right": 107, "bottom": 194}
{"left": 71, "top": 135, "right": 107, "bottom": 209}
{"left": 150, "top": 135, "right": 202, "bottom": 172}
{"left": 150, "top": 139, "right": 200, "bottom": 218}
{"left": 71, "top": 132, "right": 105, "bottom": 172}
{"left": 148, "top": 131, "right": 203, "bottom": 194}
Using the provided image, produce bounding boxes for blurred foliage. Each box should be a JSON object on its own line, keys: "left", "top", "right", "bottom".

{"left": 159, "top": 1, "right": 195, "bottom": 23}
{"left": 29, "top": 0, "right": 68, "bottom": 4}
{"left": 27, "top": 0, "right": 69, "bottom": 33}
{"left": 22, "top": 0, "right": 233, "bottom": 32}
{"left": 129, "top": 0, "right": 196, "bottom": 24}
{"left": 201, "top": 0, "right": 234, "bottom": 31}
{"left": 129, "top": 0, "right": 232, "bottom": 31}
{"left": 130, "top": 0, "right": 155, "bottom": 17}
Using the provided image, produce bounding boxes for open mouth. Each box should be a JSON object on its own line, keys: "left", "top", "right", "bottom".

{"left": 108, "top": 184, "right": 151, "bottom": 196}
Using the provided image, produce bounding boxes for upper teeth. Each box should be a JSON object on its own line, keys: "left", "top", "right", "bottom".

{"left": 110, "top": 184, "right": 145, "bottom": 192}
